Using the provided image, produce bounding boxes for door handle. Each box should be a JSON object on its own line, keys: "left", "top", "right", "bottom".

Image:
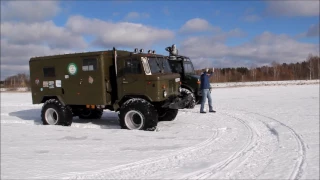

{"left": 123, "top": 81, "right": 128, "bottom": 84}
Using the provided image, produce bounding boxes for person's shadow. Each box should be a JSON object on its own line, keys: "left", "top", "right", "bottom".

{"left": 9, "top": 109, "right": 121, "bottom": 129}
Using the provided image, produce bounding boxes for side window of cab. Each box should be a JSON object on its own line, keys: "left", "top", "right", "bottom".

{"left": 124, "top": 58, "right": 142, "bottom": 74}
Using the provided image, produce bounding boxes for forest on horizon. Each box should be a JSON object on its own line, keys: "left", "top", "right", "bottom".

{"left": 196, "top": 54, "right": 319, "bottom": 83}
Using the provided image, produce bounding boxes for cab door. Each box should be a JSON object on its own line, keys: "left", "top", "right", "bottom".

{"left": 116, "top": 57, "right": 145, "bottom": 99}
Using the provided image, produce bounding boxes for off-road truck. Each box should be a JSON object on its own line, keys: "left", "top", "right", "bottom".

{"left": 165, "top": 44, "right": 202, "bottom": 109}
{"left": 29, "top": 48, "right": 190, "bottom": 131}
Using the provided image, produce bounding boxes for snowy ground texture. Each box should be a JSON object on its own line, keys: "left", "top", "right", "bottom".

{"left": 1, "top": 80, "right": 319, "bottom": 179}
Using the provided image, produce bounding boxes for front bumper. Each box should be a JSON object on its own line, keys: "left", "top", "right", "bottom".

{"left": 161, "top": 94, "right": 193, "bottom": 109}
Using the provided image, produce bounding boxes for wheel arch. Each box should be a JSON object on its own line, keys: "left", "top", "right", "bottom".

{"left": 118, "top": 95, "right": 152, "bottom": 108}
{"left": 41, "top": 96, "right": 65, "bottom": 106}
{"left": 181, "top": 84, "right": 194, "bottom": 93}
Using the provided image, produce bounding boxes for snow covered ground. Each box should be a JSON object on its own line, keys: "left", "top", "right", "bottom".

{"left": 1, "top": 80, "right": 319, "bottom": 179}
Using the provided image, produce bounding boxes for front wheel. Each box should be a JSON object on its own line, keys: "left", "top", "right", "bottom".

{"left": 158, "top": 108, "right": 178, "bottom": 121}
{"left": 181, "top": 88, "right": 196, "bottom": 109}
{"left": 118, "top": 98, "right": 158, "bottom": 131}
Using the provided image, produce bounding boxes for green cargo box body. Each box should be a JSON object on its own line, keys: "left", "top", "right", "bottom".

{"left": 29, "top": 51, "right": 110, "bottom": 106}
{"left": 29, "top": 50, "right": 182, "bottom": 107}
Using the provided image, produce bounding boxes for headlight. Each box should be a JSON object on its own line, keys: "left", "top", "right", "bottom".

{"left": 163, "top": 90, "right": 167, "bottom": 97}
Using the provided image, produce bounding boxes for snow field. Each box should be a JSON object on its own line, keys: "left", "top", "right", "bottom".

{"left": 1, "top": 81, "right": 319, "bottom": 179}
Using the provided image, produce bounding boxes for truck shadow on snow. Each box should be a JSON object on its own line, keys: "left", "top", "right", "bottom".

{"left": 8, "top": 109, "right": 121, "bottom": 129}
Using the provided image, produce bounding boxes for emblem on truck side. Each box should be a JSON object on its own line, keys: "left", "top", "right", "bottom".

{"left": 35, "top": 78, "right": 39, "bottom": 85}
{"left": 88, "top": 76, "right": 94, "bottom": 84}
{"left": 67, "top": 63, "right": 77, "bottom": 75}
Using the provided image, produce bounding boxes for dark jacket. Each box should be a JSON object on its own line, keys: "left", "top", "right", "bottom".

{"left": 200, "top": 71, "right": 213, "bottom": 90}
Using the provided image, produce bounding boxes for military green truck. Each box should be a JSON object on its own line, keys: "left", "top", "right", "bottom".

{"left": 165, "top": 44, "right": 202, "bottom": 109}
{"left": 29, "top": 48, "right": 190, "bottom": 131}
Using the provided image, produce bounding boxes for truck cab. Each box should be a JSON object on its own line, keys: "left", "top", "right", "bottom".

{"left": 165, "top": 45, "right": 202, "bottom": 109}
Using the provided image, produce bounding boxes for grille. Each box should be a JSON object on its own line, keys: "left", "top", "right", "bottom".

{"left": 169, "top": 80, "right": 176, "bottom": 93}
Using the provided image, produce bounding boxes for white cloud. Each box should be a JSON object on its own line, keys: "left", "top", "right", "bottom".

{"left": 179, "top": 18, "right": 220, "bottom": 33}
{"left": 241, "top": 7, "right": 261, "bottom": 23}
{"left": 0, "top": 2, "right": 87, "bottom": 80}
{"left": 265, "top": 1, "right": 320, "bottom": 17}
{"left": 294, "top": 23, "right": 320, "bottom": 38}
{"left": 242, "top": 15, "right": 261, "bottom": 22}
{"left": 124, "top": 12, "right": 150, "bottom": 20}
{"left": 179, "top": 32, "right": 319, "bottom": 69}
{"left": 1, "top": 21, "right": 87, "bottom": 49}
{"left": 1, "top": 14, "right": 176, "bottom": 80}
{"left": 181, "top": 28, "right": 246, "bottom": 46}
{"left": 65, "top": 15, "right": 174, "bottom": 48}
{"left": 1, "top": 1, "right": 61, "bottom": 22}
{"left": 1, "top": 39, "right": 74, "bottom": 65}
{"left": 1, "top": 39, "right": 76, "bottom": 79}
{"left": 306, "top": 23, "right": 320, "bottom": 37}
{"left": 1, "top": 19, "right": 87, "bottom": 79}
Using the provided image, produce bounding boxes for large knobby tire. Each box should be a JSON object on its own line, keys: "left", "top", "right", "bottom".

{"left": 158, "top": 108, "right": 178, "bottom": 121}
{"left": 181, "top": 88, "right": 196, "bottom": 109}
{"left": 118, "top": 98, "right": 158, "bottom": 131}
{"left": 41, "top": 99, "right": 73, "bottom": 126}
{"left": 78, "top": 109, "right": 103, "bottom": 119}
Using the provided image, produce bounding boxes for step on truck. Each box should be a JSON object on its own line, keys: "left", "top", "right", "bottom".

{"left": 29, "top": 48, "right": 190, "bottom": 131}
{"left": 165, "top": 44, "right": 202, "bottom": 109}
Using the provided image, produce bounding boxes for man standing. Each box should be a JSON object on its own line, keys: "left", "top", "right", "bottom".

{"left": 200, "top": 67, "right": 216, "bottom": 113}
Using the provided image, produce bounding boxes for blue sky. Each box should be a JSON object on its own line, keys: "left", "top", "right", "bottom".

{"left": 54, "top": 1, "right": 318, "bottom": 43}
{"left": 1, "top": 0, "right": 319, "bottom": 79}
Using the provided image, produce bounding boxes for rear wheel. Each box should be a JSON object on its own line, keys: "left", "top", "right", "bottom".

{"left": 119, "top": 98, "right": 158, "bottom": 131}
{"left": 158, "top": 108, "right": 178, "bottom": 121}
{"left": 41, "top": 99, "right": 73, "bottom": 126}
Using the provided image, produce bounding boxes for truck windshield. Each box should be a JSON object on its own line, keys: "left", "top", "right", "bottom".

{"left": 169, "top": 61, "right": 183, "bottom": 73}
{"left": 183, "top": 62, "right": 195, "bottom": 74}
{"left": 148, "top": 57, "right": 172, "bottom": 74}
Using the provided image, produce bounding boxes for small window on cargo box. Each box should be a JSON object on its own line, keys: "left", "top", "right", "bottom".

{"left": 43, "top": 67, "right": 55, "bottom": 77}
{"left": 82, "top": 58, "right": 97, "bottom": 71}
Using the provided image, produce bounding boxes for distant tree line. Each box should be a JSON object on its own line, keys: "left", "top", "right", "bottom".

{"left": 1, "top": 54, "right": 319, "bottom": 88}
{"left": 1, "top": 73, "right": 30, "bottom": 88}
{"left": 195, "top": 54, "right": 320, "bottom": 83}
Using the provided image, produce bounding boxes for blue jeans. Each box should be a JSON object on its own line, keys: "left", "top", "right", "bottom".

{"left": 200, "top": 89, "right": 213, "bottom": 112}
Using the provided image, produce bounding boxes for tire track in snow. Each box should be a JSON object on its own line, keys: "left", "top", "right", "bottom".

{"left": 213, "top": 111, "right": 280, "bottom": 179}
{"left": 179, "top": 110, "right": 264, "bottom": 179}
{"left": 239, "top": 110, "right": 307, "bottom": 180}
{"left": 32, "top": 114, "right": 224, "bottom": 179}
{"left": 180, "top": 108, "right": 306, "bottom": 180}
{"left": 191, "top": 110, "right": 281, "bottom": 179}
{"left": 202, "top": 108, "right": 306, "bottom": 180}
